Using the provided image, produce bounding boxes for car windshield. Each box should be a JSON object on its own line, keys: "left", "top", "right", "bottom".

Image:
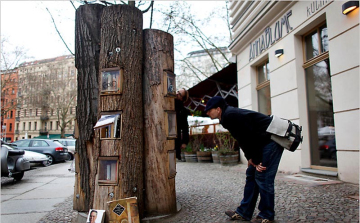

{"left": 14, "top": 140, "right": 30, "bottom": 147}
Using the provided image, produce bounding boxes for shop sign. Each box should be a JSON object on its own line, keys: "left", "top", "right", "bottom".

{"left": 307, "top": 0, "right": 329, "bottom": 17}
{"left": 249, "top": 10, "right": 293, "bottom": 62}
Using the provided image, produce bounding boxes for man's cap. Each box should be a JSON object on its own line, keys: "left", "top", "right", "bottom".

{"left": 204, "top": 96, "right": 226, "bottom": 112}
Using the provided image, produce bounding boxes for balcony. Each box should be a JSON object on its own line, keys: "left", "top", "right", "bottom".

{"left": 39, "top": 129, "right": 48, "bottom": 135}
{"left": 16, "top": 117, "right": 20, "bottom": 122}
{"left": 15, "top": 130, "right": 19, "bottom": 134}
{"left": 40, "top": 115, "right": 49, "bottom": 121}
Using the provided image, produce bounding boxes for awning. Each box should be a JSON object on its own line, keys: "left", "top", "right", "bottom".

{"left": 33, "top": 134, "right": 73, "bottom": 139}
{"left": 184, "top": 63, "right": 238, "bottom": 116}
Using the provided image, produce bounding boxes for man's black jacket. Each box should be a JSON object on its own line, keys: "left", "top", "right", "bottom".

{"left": 220, "top": 105, "right": 272, "bottom": 165}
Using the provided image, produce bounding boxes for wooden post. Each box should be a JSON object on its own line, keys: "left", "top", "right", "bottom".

{"left": 93, "top": 4, "right": 145, "bottom": 219}
{"left": 74, "top": 3, "right": 105, "bottom": 211}
{"left": 143, "top": 29, "right": 177, "bottom": 215}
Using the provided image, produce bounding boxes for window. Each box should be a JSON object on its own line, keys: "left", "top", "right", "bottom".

{"left": 303, "top": 22, "right": 335, "bottom": 168}
{"left": 30, "top": 109, "right": 32, "bottom": 116}
{"left": 98, "top": 157, "right": 118, "bottom": 185}
{"left": 18, "top": 111, "right": 20, "bottom": 117}
{"left": 10, "top": 111, "right": 13, "bottom": 118}
{"left": 29, "top": 122, "right": 32, "bottom": 130}
{"left": 165, "top": 111, "right": 177, "bottom": 139}
{"left": 16, "top": 123, "right": 19, "bottom": 130}
{"left": 100, "top": 68, "right": 123, "bottom": 95}
{"left": 164, "top": 71, "right": 176, "bottom": 97}
{"left": 256, "top": 60, "right": 271, "bottom": 115}
{"left": 35, "top": 122, "right": 37, "bottom": 130}
{"left": 50, "top": 121, "right": 53, "bottom": 130}
{"left": 24, "top": 109, "right": 27, "bottom": 117}
{"left": 56, "top": 121, "right": 59, "bottom": 130}
{"left": 9, "top": 123, "right": 12, "bottom": 131}
{"left": 36, "top": 109, "right": 38, "bottom": 116}
{"left": 23, "top": 122, "right": 26, "bottom": 130}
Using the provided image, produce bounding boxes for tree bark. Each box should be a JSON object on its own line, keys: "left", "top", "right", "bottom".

{"left": 74, "top": 3, "right": 105, "bottom": 211}
{"left": 93, "top": 4, "right": 144, "bottom": 218}
{"left": 143, "top": 29, "right": 177, "bottom": 215}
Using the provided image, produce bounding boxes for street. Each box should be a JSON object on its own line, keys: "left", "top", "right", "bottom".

{"left": 1, "top": 161, "right": 75, "bottom": 223}
{"left": 1, "top": 161, "right": 359, "bottom": 223}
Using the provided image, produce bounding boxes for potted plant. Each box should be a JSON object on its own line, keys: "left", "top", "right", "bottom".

{"left": 211, "top": 145, "right": 220, "bottom": 163}
{"left": 184, "top": 141, "right": 198, "bottom": 162}
{"left": 216, "top": 132, "right": 239, "bottom": 166}
{"left": 196, "top": 144, "right": 212, "bottom": 163}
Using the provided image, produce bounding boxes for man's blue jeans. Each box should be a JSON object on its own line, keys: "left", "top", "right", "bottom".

{"left": 236, "top": 141, "right": 284, "bottom": 221}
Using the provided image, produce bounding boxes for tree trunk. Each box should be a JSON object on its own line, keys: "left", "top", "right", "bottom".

{"left": 74, "top": 3, "right": 105, "bottom": 211}
{"left": 143, "top": 29, "right": 177, "bottom": 215}
{"left": 93, "top": 4, "right": 144, "bottom": 218}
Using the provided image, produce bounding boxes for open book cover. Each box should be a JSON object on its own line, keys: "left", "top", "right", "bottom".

{"left": 94, "top": 115, "right": 119, "bottom": 130}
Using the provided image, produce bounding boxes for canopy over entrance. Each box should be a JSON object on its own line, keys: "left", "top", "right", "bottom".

{"left": 184, "top": 63, "right": 238, "bottom": 116}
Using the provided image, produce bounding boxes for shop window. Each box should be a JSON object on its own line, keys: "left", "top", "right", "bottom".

{"left": 165, "top": 111, "right": 177, "bottom": 139}
{"left": 94, "top": 113, "right": 122, "bottom": 139}
{"left": 303, "top": 22, "right": 335, "bottom": 168}
{"left": 101, "top": 68, "right": 124, "bottom": 95}
{"left": 256, "top": 60, "right": 271, "bottom": 115}
{"left": 168, "top": 150, "right": 176, "bottom": 179}
{"left": 98, "top": 157, "right": 118, "bottom": 185}
{"left": 163, "top": 71, "right": 176, "bottom": 97}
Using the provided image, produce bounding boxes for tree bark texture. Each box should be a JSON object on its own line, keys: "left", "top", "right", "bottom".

{"left": 143, "top": 29, "right": 177, "bottom": 215}
{"left": 93, "top": 4, "right": 144, "bottom": 218}
{"left": 74, "top": 3, "right": 105, "bottom": 211}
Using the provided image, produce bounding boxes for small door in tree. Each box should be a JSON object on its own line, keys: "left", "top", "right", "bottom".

{"left": 94, "top": 112, "right": 122, "bottom": 139}
{"left": 163, "top": 71, "right": 176, "bottom": 97}
{"left": 98, "top": 157, "right": 119, "bottom": 185}
{"left": 165, "top": 111, "right": 177, "bottom": 139}
{"left": 101, "top": 67, "right": 124, "bottom": 94}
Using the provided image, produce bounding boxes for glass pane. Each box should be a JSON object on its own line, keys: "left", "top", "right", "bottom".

{"left": 305, "top": 59, "right": 336, "bottom": 167}
{"left": 257, "top": 64, "right": 266, "bottom": 84}
{"left": 305, "top": 30, "right": 319, "bottom": 60}
{"left": 168, "top": 113, "right": 177, "bottom": 137}
{"left": 258, "top": 85, "right": 271, "bottom": 115}
{"left": 99, "top": 159, "right": 117, "bottom": 181}
{"left": 266, "top": 62, "right": 270, "bottom": 81}
{"left": 101, "top": 69, "right": 120, "bottom": 92}
{"left": 320, "top": 24, "right": 328, "bottom": 53}
{"left": 166, "top": 72, "right": 176, "bottom": 96}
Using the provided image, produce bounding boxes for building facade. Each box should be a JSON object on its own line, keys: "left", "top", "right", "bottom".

{"left": 1, "top": 69, "right": 18, "bottom": 142}
{"left": 228, "top": 1, "right": 359, "bottom": 183}
{"left": 15, "top": 55, "right": 77, "bottom": 140}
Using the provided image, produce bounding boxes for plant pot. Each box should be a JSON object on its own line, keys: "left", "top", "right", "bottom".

{"left": 211, "top": 151, "right": 220, "bottom": 163}
{"left": 196, "top": 151, "right": 212, "bottom": 163}
{"left": 181, "top": 152, "right": 186, "bottom": 162}
{"left": 184, "top": 151, "right": 198, "bottom": 162}
{"left": 219, "top": 151, "right": 239, "bottom": 166}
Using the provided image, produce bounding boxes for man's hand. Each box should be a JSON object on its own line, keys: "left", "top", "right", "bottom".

{"left": 181, "top": 144, "right": 187, "bottom": 150}
{"left": 255, "top": 163, "right": 266, "bottom": 172}
{"left": 248, "top": 159, "right": 267, "bottom": 172}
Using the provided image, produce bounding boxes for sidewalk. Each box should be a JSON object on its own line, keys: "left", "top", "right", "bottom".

{"left": 39, "top": 162, "right": 359, "bottom": 223}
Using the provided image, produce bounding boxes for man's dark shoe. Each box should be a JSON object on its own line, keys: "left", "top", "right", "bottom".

{"left": 251, "top": 216, "right": 274, "bottom": 223}
{"left": 225, "top": 210, "right": 248, "bottom": 221}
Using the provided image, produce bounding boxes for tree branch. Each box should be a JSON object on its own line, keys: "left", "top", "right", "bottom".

{"left": 45, "top": 6, "right": 74, "bottom": 56}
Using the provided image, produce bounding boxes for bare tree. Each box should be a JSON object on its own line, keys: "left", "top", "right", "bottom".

{"left": 1, "top": 37, "right": 28, "bottom": 125}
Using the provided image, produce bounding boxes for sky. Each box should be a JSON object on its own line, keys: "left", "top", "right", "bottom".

{"left": 1, "top": 1, "right": 229, "bottom": 65}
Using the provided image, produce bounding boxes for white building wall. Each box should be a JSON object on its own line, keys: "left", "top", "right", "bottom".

{"left": 230, "top": 1, "right": 359, "bottom": 183}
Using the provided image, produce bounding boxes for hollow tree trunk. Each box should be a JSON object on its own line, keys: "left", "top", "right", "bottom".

{"left": 143, "top": 29, "right": 177, "bottom": 215}
{"left": 74, "top": 3, "right": 105, "bottom": 211}
{"left": 93, "top": 4, "right": 144, "bottom": 218}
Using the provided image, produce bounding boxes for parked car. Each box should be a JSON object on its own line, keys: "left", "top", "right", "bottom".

{"left": 2, "top": 143, "right": 50, "bottom": 166}
{"left": 1, "top": 143, "right": 30, "bottom": 181}
{"left": 54, "top": 139, "right": 76, "bottom": 160}
{"left": 12, "top": 139, "right": 69, "bottom": 165}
